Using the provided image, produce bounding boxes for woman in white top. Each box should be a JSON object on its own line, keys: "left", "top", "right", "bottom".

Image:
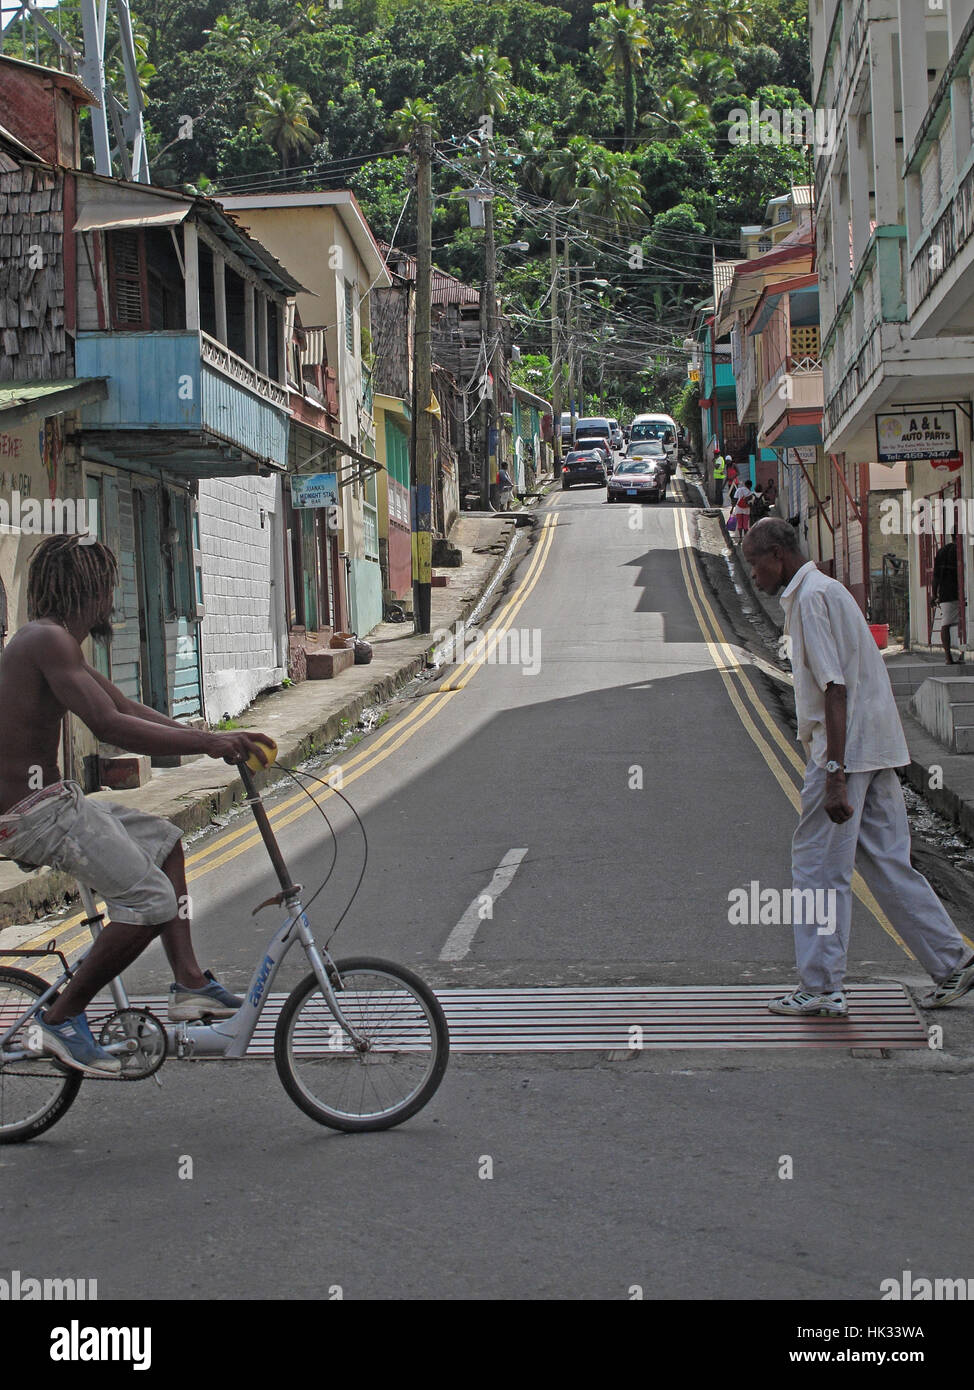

{"left": 732, "top": 479, "right": 754, "bottom": 539}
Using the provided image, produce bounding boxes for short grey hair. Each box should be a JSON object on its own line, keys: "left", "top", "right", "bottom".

{"left": 742, "top": 516, "right": 802, "bottom": 555}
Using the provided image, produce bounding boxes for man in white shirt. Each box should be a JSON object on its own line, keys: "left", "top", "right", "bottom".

{"left": 741, "top": 517, "right": 974, "bottom": 1017}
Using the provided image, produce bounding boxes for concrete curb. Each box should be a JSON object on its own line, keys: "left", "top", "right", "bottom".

{"left": 0, "top": 519, "right": 523, "bottom": 929}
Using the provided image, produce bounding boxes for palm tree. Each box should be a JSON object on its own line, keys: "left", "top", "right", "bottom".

{"left": 593, "top": 2, "right": 650, "bottom": 148}
{"left": 248, "top": 84, "right": 319, "bottom": 171}
{"left": 640, "top": 85, "right": 714, "bottom": 142}
{"left": 669, "top": 0, "right": 752, "bottom": 51}
{"left": 709, "top": 0, "right": 753, "bottom": 50}
{"left": 516, "top": 125, "right": 556, "bottom": 196}
{"left": 579, "top": 163, "right": 646, "bottom": 228}
{"left": 679, "top": 51, "right": 740, "bottom": 104}
{"left": 669, "top": 0, "right": 719, "bottom": 48}
{"left": 456, "top": 47, "right": 513, "bottom": 122}
{"left": 544, "top": 137, "right": 600, "bottom": 203}
{"left": 390, "top": 96, "right": 441, "bottom": 145}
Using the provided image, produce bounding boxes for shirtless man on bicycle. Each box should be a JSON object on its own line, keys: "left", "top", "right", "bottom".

{"left": 0, "top": 535, "right": 272, "bottom": 1076}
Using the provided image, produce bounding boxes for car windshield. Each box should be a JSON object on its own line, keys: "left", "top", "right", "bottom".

{"left": 629, "top": 442, "right": 663, "bottom": 454}
{"left": 567, "top": 452, "right": 599, "bottom": 462}
{"left": 631, "top": 422, "right": 666, "bottom": 442}
{"left": 618, "top": 461, "right": 655, "bottom": 474}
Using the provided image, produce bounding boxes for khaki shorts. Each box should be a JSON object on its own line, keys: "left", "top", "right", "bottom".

{"left": 0, "top": 781, "right": 182, "bottom": 927}
{"left": 936, "top": 600, "right": 960, "bottom": 628}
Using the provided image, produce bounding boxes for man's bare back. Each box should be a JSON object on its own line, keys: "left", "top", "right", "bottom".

{"left": 0, "top": 618, "right": 272, "bottom": 814}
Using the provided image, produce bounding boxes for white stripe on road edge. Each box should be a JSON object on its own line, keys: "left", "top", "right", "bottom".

{"left": 440, "top": 848, "right": 529, "bottom": 961}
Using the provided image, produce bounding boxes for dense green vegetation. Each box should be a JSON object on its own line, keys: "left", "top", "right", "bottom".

{"left": 11, "top": 0, "right": 811, "bottom": 418}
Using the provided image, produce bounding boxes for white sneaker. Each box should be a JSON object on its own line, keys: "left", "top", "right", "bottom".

{"left": 768, "top": 988, "right": 848, "bottom": 1017}
{"left": 920, "top": 955, "right": 974, "bottom": 1009}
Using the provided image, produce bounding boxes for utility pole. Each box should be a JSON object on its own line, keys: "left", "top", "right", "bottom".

{"left": 413, "top": 122, "right": 434, "bottom": 633}
{"left": 564, "top": 236, "right": 576, "bottom": 447}
{"left": 575, "top": 263, "right": 584, "bottom": 419}
{"left": 550, "top": 215, "right": 562, "bottom": 478}
{"left": 480, "top": 129, "right": 498, "bottom": 509}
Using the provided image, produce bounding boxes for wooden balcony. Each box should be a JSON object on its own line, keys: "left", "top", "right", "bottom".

{"left": 75, "top": 330, "right": 289, "bottom": 476}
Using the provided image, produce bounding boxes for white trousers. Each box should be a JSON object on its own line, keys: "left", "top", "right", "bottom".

{"left": 791, "top": 763, "right": 968, "bottom": 993}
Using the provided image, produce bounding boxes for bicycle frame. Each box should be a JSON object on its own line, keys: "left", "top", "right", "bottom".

{"left": 0, "top": 762, "right": 370, "bottom": 1067}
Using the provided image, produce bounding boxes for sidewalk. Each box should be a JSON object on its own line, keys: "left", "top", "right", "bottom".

{"left": 698, "top": 502, "right": 974, "bottom": 840}
{"left": 0, "top": 511, "right": 523, "bottom": 931}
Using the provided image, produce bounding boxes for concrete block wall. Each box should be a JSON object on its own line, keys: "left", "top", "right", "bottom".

{"left": 197, "top": 475, "right": 287, "bottom": 720}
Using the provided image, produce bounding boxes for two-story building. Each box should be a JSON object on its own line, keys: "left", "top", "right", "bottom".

{"left": 219, "top": 192, "right": 392, "bottom": 638}
{"left": 811, "top": 0, "right": 974, "bottom": 641}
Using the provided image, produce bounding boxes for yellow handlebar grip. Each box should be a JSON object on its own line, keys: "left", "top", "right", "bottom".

{"left": 244, "top": 738, "right": 278, "bottom": 773}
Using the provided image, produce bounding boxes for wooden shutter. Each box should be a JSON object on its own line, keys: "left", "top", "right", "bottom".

{"left": 108, "top": 230, "right": 148, "bottom": 330}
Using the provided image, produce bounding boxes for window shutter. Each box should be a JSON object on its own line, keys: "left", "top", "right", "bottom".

{"left": 108, "top": 230, "right": 148, "bottom": 330}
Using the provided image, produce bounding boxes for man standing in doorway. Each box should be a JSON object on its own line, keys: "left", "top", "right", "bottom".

{"left": 741, "top": 517, "right": 974, "bottom": 1017}
{"left": 932, "top": 537, "right": 962, "bottom": 664}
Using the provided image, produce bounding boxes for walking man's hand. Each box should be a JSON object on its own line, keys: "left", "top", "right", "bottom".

{"left": 825, "top": 772, "right": 853, "bottom": 824}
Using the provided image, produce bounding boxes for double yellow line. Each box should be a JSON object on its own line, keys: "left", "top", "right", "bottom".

{"left": 670, "top": 484, "right": 926, "bottom": 959}
{"left": 3, "top": 513, "right": 561, "bottom": 966}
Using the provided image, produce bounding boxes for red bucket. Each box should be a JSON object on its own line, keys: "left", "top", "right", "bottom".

{"left": 868, "top": 623, "right": 889, "bottom": 649}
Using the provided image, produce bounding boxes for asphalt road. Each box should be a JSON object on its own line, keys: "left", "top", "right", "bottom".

{"left": 3, "top": 478, "right": 973, "bottom": 1308}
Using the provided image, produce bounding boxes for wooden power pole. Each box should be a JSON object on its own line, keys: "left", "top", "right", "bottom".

{"left": 550, "top": 214, "right": 562, "bottom": 477}
{"left": 413, "top": 122, "right": 434, "bottom": 634}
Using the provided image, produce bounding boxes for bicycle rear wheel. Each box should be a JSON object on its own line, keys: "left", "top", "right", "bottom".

{"left": 0, "top": 967, "right": 82, "bottom": 1143}
{"left": 274, "top": 958, "right": 449, "bottom": 1132}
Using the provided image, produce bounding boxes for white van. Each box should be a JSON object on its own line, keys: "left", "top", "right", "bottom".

{"left": 630, "top": 413, "right": 678, "bottom": 468}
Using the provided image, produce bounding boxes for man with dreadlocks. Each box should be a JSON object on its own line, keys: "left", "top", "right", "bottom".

{"left": 0, "top": 534, "right": 274, "bottom": 1076}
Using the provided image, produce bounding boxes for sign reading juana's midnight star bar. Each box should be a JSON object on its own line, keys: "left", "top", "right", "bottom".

{"left": 875, "top": 410, "right": 957, "bottom": 462}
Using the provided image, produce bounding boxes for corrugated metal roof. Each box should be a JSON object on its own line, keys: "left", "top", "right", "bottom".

{"left": 791, "top": 184, "right": 814, "bottom": 207}
{"left": 432, "top": 269, "right": 480, "bottom": 307}
{"left": 0, "top": 378, "right": 107, "bottom": 426}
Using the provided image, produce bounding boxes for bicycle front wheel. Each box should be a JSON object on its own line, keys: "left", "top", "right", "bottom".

{"left": 0, "top": 967, "right": 82, "bottom": 1143}
{"left": 274, "top": 958, "right": 449, "bottom": 1132}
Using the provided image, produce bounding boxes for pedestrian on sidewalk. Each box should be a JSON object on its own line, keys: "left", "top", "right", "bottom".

{"left": 496, "top": 465, "right": 514, "bottom": 512}
{"left": 712, "top": 451, "right": 726, "bottom": 507}
{"left": 0, "top": 535, "right": 274, "bottom": 1076}
{"left": 741, "top": 517, "right": 974, "bottom": 1017}
{"left": 731, "top": 477, "right": 754, "bottom": 540}
{"left": 932, "top": 538, "right": 963, "bottom": 665}
{"left": 725, "top": 455, "right": 739, "bottom": 496}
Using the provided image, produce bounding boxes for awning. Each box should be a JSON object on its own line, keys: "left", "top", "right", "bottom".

{"left": 763, "top": 410, "right": 823, "bottom": 448}
{"left": 293, "top": 431, "right": 385, "bottom": 480}
{"left": 74, "top": 191, "right": 192, "bottom": 233}
{"left": 0, "top": 378, "right": 108, "bottom": 428}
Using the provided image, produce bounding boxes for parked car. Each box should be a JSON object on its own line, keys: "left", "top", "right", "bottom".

{"left": 561, "top": 449, "right": 607, "bottom": 490}
{"left": 607, "top": 457, "right": 666, "bottom": 503}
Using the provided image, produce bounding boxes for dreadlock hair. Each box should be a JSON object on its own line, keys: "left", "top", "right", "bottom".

{"left": 27, "top": 535, "right": 119, "bottom": 625}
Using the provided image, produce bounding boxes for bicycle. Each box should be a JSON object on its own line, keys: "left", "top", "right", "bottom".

{"left": 0, "top": 748, "right": 449, "bottom": 1143}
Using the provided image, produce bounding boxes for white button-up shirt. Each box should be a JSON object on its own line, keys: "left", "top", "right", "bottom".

{"left": 779, "top": 562, "right": 909, "bottom": 771}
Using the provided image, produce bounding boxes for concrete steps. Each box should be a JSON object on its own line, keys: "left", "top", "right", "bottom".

{"left": 910, "top": 675, "right": 974, "bottom": 752}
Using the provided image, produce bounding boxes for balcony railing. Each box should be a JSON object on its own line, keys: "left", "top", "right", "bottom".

{"left": 824, "top": 321, "right": 881, "bottom": 438}
{"left": 200, "top": 332, "right": 288, "bottom": 409}
{"left": 910, "top": 160, "right": 974, "bottom": 311}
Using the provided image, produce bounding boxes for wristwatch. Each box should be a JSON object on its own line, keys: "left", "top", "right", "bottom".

{"left": 825, "top": 760, "right": 846, "bottom": 774}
